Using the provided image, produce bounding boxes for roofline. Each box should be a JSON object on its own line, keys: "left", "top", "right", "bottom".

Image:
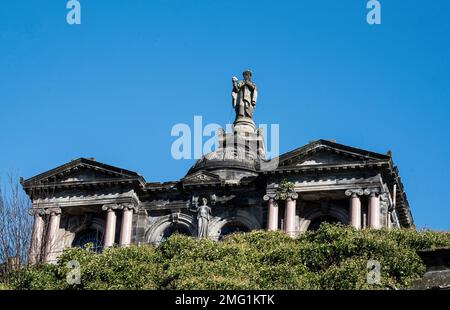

{"left": 21, "top": 157, "right": 143, "bottom": 186}
{"left": 384, "top": 159, "right": 415, "bottom": 228}
{"left": 277, "top": 139, "right": 390, "bottom": 164}
{"left": 265, "top": 159, "right": 390, "bottom": 174}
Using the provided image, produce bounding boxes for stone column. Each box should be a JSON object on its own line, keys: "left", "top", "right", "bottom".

{"left": 368, "top": 192, "right": 381, "bottom": 229}
{"left": 45, "top": 207, "right": 62, "bottom": 263}
{"left": 284, "top": 193, "right": 298, "bottom": 237}
{"left": 119, "top": 205, "right": 135, "bottom": 247}
{"left": 380, "top": 193, "right": 389, "bottom": 228}
{"left": 263, "top": 194, "right": 278, "bottom": 231}
{"left": 29, "top": 209, "right": 45, "bottom": 264}
{"left": 102, "top": 204, "right": 118, "bottom": 248}
{"left": 345, "top": 189, "right": 363, "bottom": 229}
{"left": 387, "top": 211, "right": 392, "bottom": 229}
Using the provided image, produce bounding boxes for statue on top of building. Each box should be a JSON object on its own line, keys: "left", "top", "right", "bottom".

{"left": 232, "top": 70, "right": 258, "bottom": 124}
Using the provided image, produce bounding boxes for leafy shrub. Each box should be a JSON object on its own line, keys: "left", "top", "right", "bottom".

{"left": 6, "top": 224, "right": 450, "bottom": 290}
{"left": 0, "top": 283, "right": 12, "bottom": 290}
{"left": 9, "top": 264, "right": 62, "bottom": 290}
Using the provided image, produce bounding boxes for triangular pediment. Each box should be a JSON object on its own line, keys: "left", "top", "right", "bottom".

{"left": 278, "top": 140, "right": 390, "bottom": 168}
{"left": 56, "top": 166, "right": 123, "bottom": 183}
{"left": 182, "top": 170, "right": 222, "bottom": 185}
{"left": 22, "top": 158, "right": 141, "bottom": 186}
{"left": 292, "top": 150, "right": 363, "bottom": 166}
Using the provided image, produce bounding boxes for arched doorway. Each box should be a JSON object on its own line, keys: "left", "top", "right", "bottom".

{"left": 145, "top": 214, "right": 197, "bottom": 245}
{"left": 307, "top": 215, "right": 341, "bottom": 231}
{"left": 161, "top": 223, "right": 191, "bottom": 242}
{"left": 72, "top": 229, "right": 104, "bottom": 252}
{"left": 219, "top": 221, "right": 250, "bottom": 240}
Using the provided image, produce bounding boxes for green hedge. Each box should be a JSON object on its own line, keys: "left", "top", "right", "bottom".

{"left": 0, "top": 283, "right": 12, "bottom": 290}
{"left": 5, "top": 224, "right": 450, "bottom": 290}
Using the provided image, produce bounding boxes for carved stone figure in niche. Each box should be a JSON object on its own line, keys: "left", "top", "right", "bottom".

{"left": 190, "top": 197, "right": 211, "bottom": 238}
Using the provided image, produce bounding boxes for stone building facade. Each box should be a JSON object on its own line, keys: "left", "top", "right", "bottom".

{"left": 21, "top": 72, "right": 414, "bottom": 263}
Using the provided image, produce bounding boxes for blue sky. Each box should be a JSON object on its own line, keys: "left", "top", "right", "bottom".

{"left": 0, "top": 1, "right": 449, "bottom": 230}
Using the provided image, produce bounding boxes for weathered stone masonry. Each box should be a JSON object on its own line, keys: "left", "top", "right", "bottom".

{"left": 22, "top": 139, "right": 414, "bottom": 263}
{"left": 21, "top": 71, "right": 414, "bottom": 263}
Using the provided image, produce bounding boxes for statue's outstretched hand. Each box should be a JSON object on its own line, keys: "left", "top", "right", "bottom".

{"left": 232, "top": 76, "right": 238, "bottom": 82}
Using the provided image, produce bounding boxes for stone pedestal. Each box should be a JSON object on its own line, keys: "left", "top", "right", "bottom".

{"left": 216, "top": 124, "right": 266, "bottom": 164}
{"left": 413, "top": 247, "right": 450, "bottom": 289}
{"left": 233, "top": 117, "right": 257, "bottom": 134}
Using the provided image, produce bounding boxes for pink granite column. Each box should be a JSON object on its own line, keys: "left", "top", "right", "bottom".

{"left": 102, "top": 205, "right": 117, "bottom": 248}
{"left": 345, "top": 189, "right": 362, "bottom": 229}
{"left": 30, "top": 209, "right": 45, "bottom": 264}
{"left": 387, "top": 211, "right": 392, "bottom": 229}
{"left": 350, "top": 194, "right": 362, "bottom": 229}
{"left": 119, "top": 205, "right": 134, "bottom": 247}
{"left": 265, "top": 196, "right": 278, "bottom": 231}
{"left": 45, "top": 208, "right": 61, "bottom": 263}
{"left": 368, "top": 192, "right": 381, "bottom": 229}
{"left": 284, "top": 193, "right": 298, "bottom": 237}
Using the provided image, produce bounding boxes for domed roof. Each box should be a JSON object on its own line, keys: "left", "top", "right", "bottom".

{"left": 185, "top": 125, "right": 267, "bottom": 181}
{"left": 187, "top": 148, "right": 258, "bottom": 175}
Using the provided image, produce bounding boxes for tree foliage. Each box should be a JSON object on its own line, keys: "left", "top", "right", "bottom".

{"left": 0, "top": 175, "right": 33, "bottom": 282}
{"left": 5, "top": 224, "right": 450, "bottom": 290}
{"left": 275, "top": 179, "right": 296, "bottom": 200}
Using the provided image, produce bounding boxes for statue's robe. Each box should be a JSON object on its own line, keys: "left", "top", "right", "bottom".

{"left": 232, "top": 81, "right": 258, "bottom": 121}
{"left": 197, "top": 206, "right": 211, "bottom": 238}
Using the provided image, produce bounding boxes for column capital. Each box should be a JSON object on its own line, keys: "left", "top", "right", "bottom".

{"left": 263, "top": 193, "right": 277, "bottom": 201}
{"left": 117, "top": 203, "right": 139, "bottom": 213}
{"left": 276, "top": 191, "right": 298, "bottom": 201}
{"left": 363, "top": 188, "right": 381, "bottom": 196}
{"left": 285, "top": 192, "right": 298, "bottom": 200}
{"left": 45, "top": 207, "right": 62, "bottom": 215}
{"left": 28, "top": 208, "right": 46, "bottom": 216}
{"left": 345, "top": 188, "right": 364, "bottom": 197}
{"left": 102, "top": 203, "right": 121, "bottom": 211}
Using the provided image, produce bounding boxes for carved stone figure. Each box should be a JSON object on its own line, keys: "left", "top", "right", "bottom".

{"left": 196, "top": 198, "right": 211, "bottom": 238}
{"left": 232, "top": 70, "right": 258, "bottom": 122}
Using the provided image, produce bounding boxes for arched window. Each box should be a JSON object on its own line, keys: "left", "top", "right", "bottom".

{"left": 308, "top": 216, "right": 340, "bottom": 231}
{"left": 219, "top": 222, "right": 250, "bottom": 240}
{"left": 161, "top": 224, "right": 191, "bottom": 242}
{"left": 72, "top": 229, "right": 103, "bottom": 252}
